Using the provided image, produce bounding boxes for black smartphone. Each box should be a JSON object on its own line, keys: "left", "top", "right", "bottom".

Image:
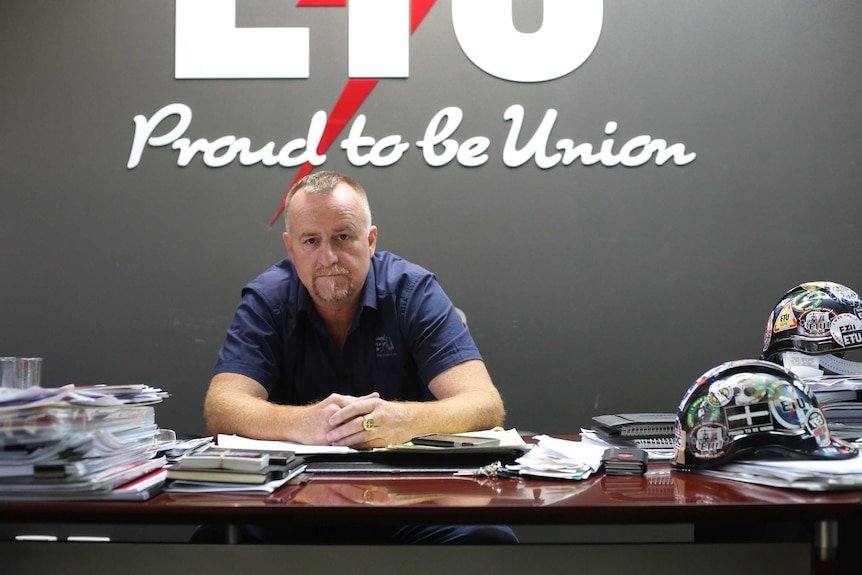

{"left": 411, "top": 433, "right": 501, "bottom": 448}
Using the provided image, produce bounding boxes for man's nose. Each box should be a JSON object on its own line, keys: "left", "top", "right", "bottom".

{"left": 319, "top": 241, "right": 338, "bottom": 266}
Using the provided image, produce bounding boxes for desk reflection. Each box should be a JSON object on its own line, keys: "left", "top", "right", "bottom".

{"left": 153, "top": 466, "right": 860, "bottom": 514}
{"left": 598, "top": 468, "right": 854, "bottom": 506}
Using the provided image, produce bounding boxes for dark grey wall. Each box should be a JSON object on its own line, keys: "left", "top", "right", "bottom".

{"left": 2, "top": 0, "right": 861, "bottom": 437}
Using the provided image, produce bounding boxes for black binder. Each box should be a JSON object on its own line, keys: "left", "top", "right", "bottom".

{"left": 591, "top": 413, "right": 675, "bottom": 449}
{"left": 302, "top": 446, "right": 528, "bottom": 474}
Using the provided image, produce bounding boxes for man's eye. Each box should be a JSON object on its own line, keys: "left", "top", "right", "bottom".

{"left": 305, "top": 238, "right": 317, "bottom": 245}
{"left": 337, "top": 234, "right": 349, "bottom": 241}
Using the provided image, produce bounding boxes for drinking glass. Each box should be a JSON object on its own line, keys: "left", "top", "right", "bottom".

{"left": 0, "top": 357, "right": 18, "bottom": 388}
{"left": 16, "top": 357, "right": 42, "bottom": 388}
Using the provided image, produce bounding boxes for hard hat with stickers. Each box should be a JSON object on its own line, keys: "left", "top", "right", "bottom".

{"left": 761, "top": 281, "right": 862, "bottom": 376}
{"left": 671, "top": 359, "right": 857, "bottom": 470}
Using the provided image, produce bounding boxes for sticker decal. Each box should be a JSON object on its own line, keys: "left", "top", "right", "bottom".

{"left": 688, "top": 423, "right": 731, "bottom": 459}
{"left": 798, "top": 308, "right": 834, "bottom": 337}
{"left": 763, "top": 311, "right": 773, "bottom": 351}
{"left": 770, "top": 383, "right": 813, "bottom": 429}
{"left": 734, "top": 373, "right": 770, "bottom": 405}
{"left": 724, "top": 403, "right": 774, "bottom": 435}
{"left": 688, "top": 395, "right": 719, "bottom": 427}
{"left": 707, "top": 382, "right": 736, "bottom": 408}
{"left": 829, "top": 313, "right": 862, "bottom": 347}
{"left": 773, "top": 303, "right": 797, "bottom": 333}
{"left": 805, "top": 410, "right": 830, "bottom": 446}
{"left": 799, "top": 282, "right": 830, "bottom": 291}
{"left": 677, "top": 378, "right": 709, "bottom": 418}
{"left": 791, "top": 290, "right": 824, "bottom": 311}
{"left": 825, "top": 285, "right": 861, "bottom": 305}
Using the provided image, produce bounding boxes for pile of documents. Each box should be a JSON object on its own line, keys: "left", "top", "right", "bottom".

{"left": 805, "top": 375, "right": 862, "bottom": 440}
{"left": 0, "top": 384, "right": 169, "bottom": 500}
{"left": 505, "top": 435, "right": 605, "bottom": 480}
{"left": 165, "top": 445, "right": 306, "bottom": 493}
{"left": 699, "top": 450, "right": 862, "bottom": 491}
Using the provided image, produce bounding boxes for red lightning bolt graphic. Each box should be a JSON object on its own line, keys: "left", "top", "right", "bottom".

{"left": 269, "top": 0, "right": 437, "bottom": 227}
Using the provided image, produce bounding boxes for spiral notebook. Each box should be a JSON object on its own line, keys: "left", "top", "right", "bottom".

{"left": 591, "top": 413, "right": 676, "bottom": 449}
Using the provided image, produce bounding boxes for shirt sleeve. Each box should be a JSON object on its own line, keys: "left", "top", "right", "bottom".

{"left": 213, "top": 286, "right": 284, "bottom": 392}
{"left": 403, "top": 272, "right": 483, "bottom": 385}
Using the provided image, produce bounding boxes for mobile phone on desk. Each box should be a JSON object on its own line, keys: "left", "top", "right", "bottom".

{"left": 411, "top": 433, "right": 501, "bottom": 448}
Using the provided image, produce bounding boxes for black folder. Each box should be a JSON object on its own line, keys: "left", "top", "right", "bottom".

{"left": 302, "top": 445, "right": 528, "bottom": 474}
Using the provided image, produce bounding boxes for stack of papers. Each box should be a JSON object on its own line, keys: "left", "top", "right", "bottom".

{"left": 698, "top": 450, "right": 862, "bottom": 491}
{"left": 0, "top": 383, "right": 169, "bottom": 409}
{"left": 165, "top": 473, "right": 303, "bottom": 494}
{"left": 163, "top": 438, "right": 308, "bottom": 493}
{"left": 165, "top": 446, "right": 306, "bottom": 492}
{"left": 0, "top": 384, "right": 169, "bottom": 500}
{"left": 505, "top": 435, "right": 605, "bottom": 480}
{"left": 69, "top": 383, "right": 170, "bottom": 405}
{"left": 805, "top": 375, "right": 862, "bottom": 440}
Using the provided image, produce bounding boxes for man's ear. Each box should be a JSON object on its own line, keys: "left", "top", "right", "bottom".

{"left": 283, "top": 232, "right": 293, "bottom": 258}
{"left": 367, "top": 225, "right": 378, "bottom": 256}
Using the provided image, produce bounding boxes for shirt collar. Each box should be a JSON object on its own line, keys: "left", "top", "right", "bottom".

{"left": 359, "top": 257, "right": 379, "bottom": 312}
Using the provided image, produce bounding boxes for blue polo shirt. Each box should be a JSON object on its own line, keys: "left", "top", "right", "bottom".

{"left": 213, "top": 251, "right": 482, "bottom": 405}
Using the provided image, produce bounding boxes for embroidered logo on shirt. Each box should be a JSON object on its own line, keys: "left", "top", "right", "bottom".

{"left": 375, "top": 335, "right": 396, "bottom": 357}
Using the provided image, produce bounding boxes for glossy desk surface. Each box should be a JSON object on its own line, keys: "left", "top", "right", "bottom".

{"left": 3, "top": 465, "right": 862, "bottom": 527}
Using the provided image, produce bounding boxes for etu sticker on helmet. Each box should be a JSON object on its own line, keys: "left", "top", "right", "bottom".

{"left": 830, "top": 313, "right": 862, "bottom": 347}
{"left": 773, "top": 303, "right": 797, "bottom": 333}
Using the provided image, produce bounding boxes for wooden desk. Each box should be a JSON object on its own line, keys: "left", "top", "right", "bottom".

{"left": 1, "top": 465, "right": 860, "bottom": 575}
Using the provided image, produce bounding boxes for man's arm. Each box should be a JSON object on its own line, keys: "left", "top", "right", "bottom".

{"left": 324, "top": 359, "right": 506, "bottom": 448}
{"left": 422, "top": 358, "right": 506, "bottom": 431}
{"left": 203, "top": 372, "right": 379, "bottom": 445}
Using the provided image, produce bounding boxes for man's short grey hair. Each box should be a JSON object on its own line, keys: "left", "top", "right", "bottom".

{"left": 283, "top": 171, "right": 373, "bottom": 234}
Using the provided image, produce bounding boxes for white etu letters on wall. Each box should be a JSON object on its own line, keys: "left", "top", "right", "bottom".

{"left": 175, "top": 0, "right": 603, "bottom": 82}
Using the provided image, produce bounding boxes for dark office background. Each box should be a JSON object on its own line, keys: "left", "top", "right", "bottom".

{"left": 2, "top": 0, "right": 861, "bottom": 438}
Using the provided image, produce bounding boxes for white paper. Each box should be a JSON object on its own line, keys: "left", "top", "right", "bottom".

{"left": 506, "top": 435, "right": 606, "bottom": 480}
{"left": 529, "top": 435, "right": 606, "bottom": 470}
{"left": 728, "top": 451, "right": 862, "bottom": 474}
{"left": 216, "top": 434, "right": 355, "bottom": 455}
{"left": 699, "top": 452, "right": 862, "bottom": 491}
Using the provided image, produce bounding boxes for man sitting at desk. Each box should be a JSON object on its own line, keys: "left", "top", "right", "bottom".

{"left": 199, "top": 170, "right": 517, "bottom": 544}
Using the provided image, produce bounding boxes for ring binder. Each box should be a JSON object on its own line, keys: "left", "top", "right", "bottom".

{"left": 590, "top": 413, "right": 676, "bottom": 449}
{"left": 630, "top": 436, "right": 675, "bottom": 449}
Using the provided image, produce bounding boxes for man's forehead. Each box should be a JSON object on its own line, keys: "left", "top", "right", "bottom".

{"left": 295, "top": 219, "right": 361, "bottom": 237}
{"left": 291, "top": 202, "right": 363, "bottom": 234}
{"left": 295, "top": 184, "right": 358, "bottom": 209}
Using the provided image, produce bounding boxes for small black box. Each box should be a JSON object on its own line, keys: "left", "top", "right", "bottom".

{"left": 601, "top": 447, "right": 648, "bottom": 476}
